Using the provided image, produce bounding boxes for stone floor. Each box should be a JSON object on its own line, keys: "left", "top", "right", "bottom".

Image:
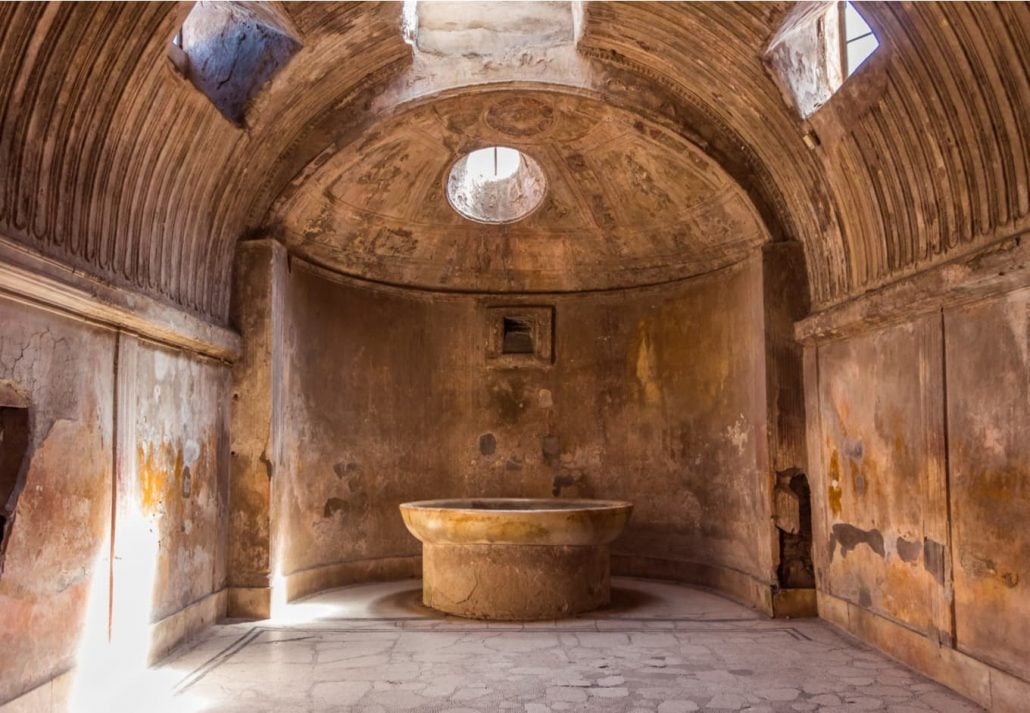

{"left": 139, "top": 578, "right": 982, "bottom": 713}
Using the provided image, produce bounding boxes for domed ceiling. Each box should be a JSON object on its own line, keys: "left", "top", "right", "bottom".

{"left": 268, "top": 90, "right": 769, "bottom": 292}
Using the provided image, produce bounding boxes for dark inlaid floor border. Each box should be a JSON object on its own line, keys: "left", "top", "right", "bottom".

{"left": 171, "top": 618, "right": 814, "bottom": 695}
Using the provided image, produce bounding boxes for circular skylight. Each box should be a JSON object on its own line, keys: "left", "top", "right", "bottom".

{"left": 446, "top": 146, "right": 546, "bottom": 224}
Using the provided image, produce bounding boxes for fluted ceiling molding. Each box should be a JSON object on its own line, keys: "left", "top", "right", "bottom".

{"left": 0, "top": 2, "right": 1025, "bottom": 323}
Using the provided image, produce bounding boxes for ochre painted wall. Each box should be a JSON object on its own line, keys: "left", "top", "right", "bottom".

{"left": 944, "top": 290, "right": 1029, "bottom": 679}
{"left": 134, "top": 343, "right": 230, "bottom": 624}
{"left": 0, "top": 298, "right": 230, "bottom": 706}
{"left": 0, "top": 301, "right": 114, "bottom": 705}
{"left": 806, "top": 287, "right": 1029, "bottom": 685}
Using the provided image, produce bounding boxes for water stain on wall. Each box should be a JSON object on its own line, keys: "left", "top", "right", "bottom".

{"left": 489, "top": 377, "right": 527, "bottom": 424}
{"left": 896, "top": 536, "right": 922, "bottom": 563}
{"left": 478, "top": 433, "right": 497, "bottom": 456}
{"left": 829, "top": 522, "right": 884, "bottom": 560}
{"left": 323, "top": 498, "right": 347, "bottom": 518}
{"left": 827, "top": 450, "right": 843, "bottom": 516}
{"left": 634, "top": 327, "right": 662, "bottom": 406}
{"left": 139, "top": 443, "right": 186, "bottom": 516}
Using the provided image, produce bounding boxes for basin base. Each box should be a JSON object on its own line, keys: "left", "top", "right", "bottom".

{"left": 423, "top": 542, "right": 610, "bottom": 620}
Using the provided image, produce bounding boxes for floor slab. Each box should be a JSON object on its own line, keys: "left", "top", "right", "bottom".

{"left": 136, "top": 578, "right": 982, "bottom": 712}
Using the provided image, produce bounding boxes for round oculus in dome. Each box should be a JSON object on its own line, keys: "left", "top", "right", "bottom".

{"left": 446, "top": 146, "right": 546, "bottom": 224}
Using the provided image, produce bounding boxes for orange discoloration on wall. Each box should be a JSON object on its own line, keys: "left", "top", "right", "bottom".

{"left": 0, "top": 302, "right": 117, "bottom": 705}
{"left": 816, "top": 316, "right": 945, "bottom": 639}
{"left": 632, "top": 323, "right": 662, "bottom": 406}
{"left": 138, "top": 443, "right": 187, "bottom": 517}
{"left": 827, "top": 450, "right": 842, "bottom": 516}
{"left": 881, "top": 557, "right": 933, "bottom": 632}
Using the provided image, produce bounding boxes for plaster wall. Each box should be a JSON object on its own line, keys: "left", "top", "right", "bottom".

{"left": 805, "top": 287, "right": 1029, "bottom": 703}
{"left": 0, "top": 300, "right": 113, "bottom": 706}
{"left": 0, "top": 296, "right": 230, "bottom": 708}
{"left": 133, "top": 342, "right": 230, "bottom": 626}
{"left": 945, "top": 290, "right": 1029, "bottom": 679}
{"left": 274, "top": 256, "right": 776, "bottom": 606}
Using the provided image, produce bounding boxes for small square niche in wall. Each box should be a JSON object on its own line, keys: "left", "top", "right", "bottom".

{"left": 486, "top": 307, "right": 554, "bottom": 367}
{"left": 502, "top": 317, "right": 535, "bottom": 354}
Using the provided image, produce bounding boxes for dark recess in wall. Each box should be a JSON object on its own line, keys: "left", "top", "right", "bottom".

{"left": 0, "top": 404, "right": 31, "bottom": 575}
{"left": 777, "top": 471, "right": 815, "bottom": 589}
{"left": 502, "top": 317, "right": 535, "bottom": 354}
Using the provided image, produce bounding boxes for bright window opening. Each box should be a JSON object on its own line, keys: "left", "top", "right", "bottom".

{"left": 766, "top": 1, "right": 881, "bottom": 118}
{"left": 466, "top": 147, "right": 522, "bottom": 182}
{"left": 446, "top": 146, "right": 546, "bottom": 224}
{"left": 843, "top": 1, "right": 879, "bottom": 76}
{"left": 168, "top": 2, "right": 300, "bottom": 125}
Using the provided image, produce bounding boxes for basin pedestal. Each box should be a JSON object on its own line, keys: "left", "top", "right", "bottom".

{"left": 423, "top": 542, "right": 610, "bottom": 620}
{"left": 400, "top": 498, "right": 633, "bottom": 621}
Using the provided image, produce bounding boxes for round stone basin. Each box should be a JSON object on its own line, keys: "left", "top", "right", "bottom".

{"left": 400, "top": 498, "right": 633, "bottom": 621}
{"left": 400, "top": 498, "right": 632, "bottom": 546}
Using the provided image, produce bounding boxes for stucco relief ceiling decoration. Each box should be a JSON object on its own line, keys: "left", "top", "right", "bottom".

{"left": 269, "top": 91, "right": 769, "bottom": 292}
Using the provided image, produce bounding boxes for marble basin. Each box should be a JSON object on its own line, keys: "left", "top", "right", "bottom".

{"left": 400, "top": 498, "right": 632, "bottom": 620}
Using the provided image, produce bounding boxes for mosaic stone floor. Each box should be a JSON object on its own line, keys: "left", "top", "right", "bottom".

{"left": 144, "top": 578, "right": 982, "bottom": 713}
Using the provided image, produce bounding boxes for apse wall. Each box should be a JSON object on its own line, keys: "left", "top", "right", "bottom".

{"left": 0, "top": 291, "right": 231, "bottom": 708}
{"left": 271, "top": 254, "right": 778, "bottom": 608}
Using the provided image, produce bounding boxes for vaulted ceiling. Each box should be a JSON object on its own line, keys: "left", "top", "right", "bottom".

{"left": 0, "top": 2, "right": 1025, "bottom": 322}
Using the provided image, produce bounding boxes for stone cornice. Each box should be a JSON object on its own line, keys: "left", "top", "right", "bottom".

{"left": 795, "top": 231, "right": 1028, "bottom": 344}
{"left": 0, "top": 234, "right": 240, "bottom": 361}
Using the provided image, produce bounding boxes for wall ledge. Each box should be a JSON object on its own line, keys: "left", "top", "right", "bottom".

{"left": 0, "top": 235, "right": 240, "bottom": 361}
{"left": 0, "top": 669, "right": 73, "bottom": 713}
{"left": 227, "top": 586, "right": 272, "bottom": 620}
{"left": 612, "top": 554, "right": 775, "bottom": 616}
{"left": 284, "top": 555, "right": 422, "bottom": 602}
{"left": 289, "top": 247, "right": 753, "bottom": 302}
{"left": 148, "top": 588, "right": 228, "bottom": 664}
{"left": 282, "top": 554, "right": 777, "bottom": 616}
{"left": 796, "top": 231, "right": 1028, "bottom": 344}
{"left": 817, "top": 590, "right": 1029, "bottom": 713}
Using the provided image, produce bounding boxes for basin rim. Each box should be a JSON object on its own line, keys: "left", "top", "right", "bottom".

{"left": 400, "top": 497, "right": 633, "bottom": 514}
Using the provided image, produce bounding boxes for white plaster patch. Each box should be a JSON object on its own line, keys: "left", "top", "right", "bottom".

{"left": 183, "top": 438, "right": 201, "bottom": 466}
{"left": 725, "top": 415, "right": 750, "bottom": 455}
{"left": 152, "top": 350, "right": 171, "bottom": 381}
